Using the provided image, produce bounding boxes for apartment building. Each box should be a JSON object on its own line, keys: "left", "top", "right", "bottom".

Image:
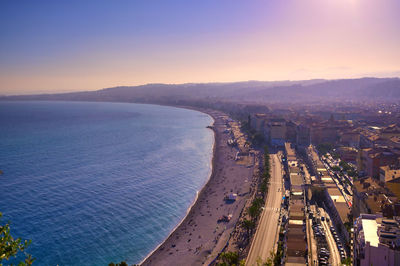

{"left": 354, "top": 214, "right": 400, "bottom": 266}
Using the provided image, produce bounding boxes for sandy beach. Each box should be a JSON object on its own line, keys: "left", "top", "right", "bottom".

{"left": 141, "top": 108, "right": 256, "bottom": 266}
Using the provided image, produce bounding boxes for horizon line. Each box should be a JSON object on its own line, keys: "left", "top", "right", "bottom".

{"left": 2, "top": 75, "right": 400, "bottom": 97}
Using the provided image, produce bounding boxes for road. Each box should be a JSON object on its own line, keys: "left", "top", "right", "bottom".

{"left": 319, "top": 208, "right": 341, "bottom": 265}
{"left": 246, "top": 153, "right": 283, "bottom": 266}
{"left": 306, "top": 215, "right": 318, "bottom": 266}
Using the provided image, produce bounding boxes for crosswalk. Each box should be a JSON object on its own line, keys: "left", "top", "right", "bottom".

{"left": 265, "top": 207, "right": 280, "bottom": 212}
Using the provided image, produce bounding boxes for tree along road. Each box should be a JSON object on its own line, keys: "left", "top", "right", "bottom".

{"left": 246, "top": 153, "right": 283, "bottom": 266}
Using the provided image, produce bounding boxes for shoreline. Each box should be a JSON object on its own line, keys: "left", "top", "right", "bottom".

{"left": 141, "top": 106, "right": 255, "bottom": 266}
{"left": 139, "top": 109, "right": 217, "bottom": 264}
{"left": 3, "top": 100, "right": 253, "bottom": 265}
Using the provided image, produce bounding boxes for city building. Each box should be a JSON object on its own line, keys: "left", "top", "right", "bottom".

{"left": 296, "top": 124, "right": 311, "bottom": 147}
{"left": 284, "top": 142, "right": 308, "bottom": 265}
{"left": 357, "top": 148, "right": 399, "bottom": 179}
{"left": 340, "top": 130, "right": 360, "bottom": 148}
{"left": 354, "top": 214, "right": 400, "bottom": 266}
{"left": 337, "top": 146, "right": 358, "bottom": 163}
{"left": 310, "top": 124, "right": 338, "bottom": 145}
{"left": 286, "top": 121, "right": 297, "bottom": 144}
{"left": 380, "top": 165, "right": 400, "bottom": 183}
{"left": 380, "top": 124, "right": 400, "bottom": 140}
{"left": 267, "top": 118, "right": 287, "bottom": 146}
{"left": 250, "top": 113, "right": 268, "bottom": 132}
{"left": 353, "top": 177, "right": 400, "bottom": 218}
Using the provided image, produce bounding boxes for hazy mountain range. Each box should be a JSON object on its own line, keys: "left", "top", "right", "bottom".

{"left": 2, "top": 77, "right": 400, "bottom": 104}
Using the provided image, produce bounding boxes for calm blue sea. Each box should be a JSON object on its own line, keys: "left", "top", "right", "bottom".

{"left": 0, "top": 101, "right": 214, "bottom": 265}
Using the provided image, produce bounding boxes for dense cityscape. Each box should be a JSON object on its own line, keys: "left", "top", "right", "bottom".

{"left": 224, "top": 100, "right": 400, "bottom": 265}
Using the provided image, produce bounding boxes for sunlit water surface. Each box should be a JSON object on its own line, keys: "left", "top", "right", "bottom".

{"left": 0, "top": 101, "right": 213, "bottom": 265}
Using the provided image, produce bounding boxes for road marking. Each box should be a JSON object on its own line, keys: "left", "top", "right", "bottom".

{"left": 265, "top": 207, "right": 280, "bottom": 211}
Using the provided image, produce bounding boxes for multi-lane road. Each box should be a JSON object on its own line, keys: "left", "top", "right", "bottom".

{"left": 246, "top": 153, "right": 283, "bottom": 266}
{"left": 319, "top": 208, "right": 341, "bottom": 265}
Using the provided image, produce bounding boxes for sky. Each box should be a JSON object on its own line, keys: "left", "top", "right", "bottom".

{"left": 1, "top": 0, "right": 400, "bottom": 95}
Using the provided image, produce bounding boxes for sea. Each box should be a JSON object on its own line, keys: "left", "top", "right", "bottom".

{"left": 0, "top": 101, "right": 214, "bottom": 265}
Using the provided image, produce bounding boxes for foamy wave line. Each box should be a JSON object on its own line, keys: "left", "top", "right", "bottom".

{"left": 139, "top": 114, "right": 215, "bottom": 265}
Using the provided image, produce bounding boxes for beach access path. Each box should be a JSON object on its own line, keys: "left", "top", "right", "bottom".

{"left": 141, "top": 109, "right": 255, "bottom": 266}
{"left": 246, "top": 153, "right": 284, "bottom": 266}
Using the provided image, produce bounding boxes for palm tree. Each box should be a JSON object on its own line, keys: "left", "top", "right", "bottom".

{"left": 248, "top": 205, "right": 260, "bottom": 221}
{"left": 242, "top": 219, "right": 255, "bottom": 236}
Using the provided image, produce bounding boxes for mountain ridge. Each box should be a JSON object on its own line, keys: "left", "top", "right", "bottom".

{"left": 1, "top": 77, "right": 399, "bottom": 104}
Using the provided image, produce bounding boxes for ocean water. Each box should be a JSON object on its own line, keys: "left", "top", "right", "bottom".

{"left": 0, "top": 101, "right": 214, "bottom": 265}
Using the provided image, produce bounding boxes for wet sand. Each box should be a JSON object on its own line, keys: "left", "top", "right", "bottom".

{"left": 141, "top": 108, "right": 255, "bottom": 266}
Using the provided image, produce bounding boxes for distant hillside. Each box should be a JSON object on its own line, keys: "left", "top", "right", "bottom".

{"left": 1, "top": 77, "right": 400, "bottom": 104}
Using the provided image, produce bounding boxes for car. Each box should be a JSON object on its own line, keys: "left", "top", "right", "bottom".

{"left": 319, "top": 259, "right": 328, "bottom": 264}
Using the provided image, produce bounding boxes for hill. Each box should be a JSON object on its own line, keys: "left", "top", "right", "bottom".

{"left": 1, "top": 77, "right": 400, "bottom": 105}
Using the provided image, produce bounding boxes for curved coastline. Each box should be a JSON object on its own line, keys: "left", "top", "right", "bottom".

{"left": 140, "top": 106, "right": 255, "bottom": 266}
{"left": 138, "top": 110, "right": 216, "bottom": 264}
{"left": 1, "top": 100, "right": 251, "bottom": 265}
{"left": 0, "top": 101, "right": 218, "bottom": 265}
